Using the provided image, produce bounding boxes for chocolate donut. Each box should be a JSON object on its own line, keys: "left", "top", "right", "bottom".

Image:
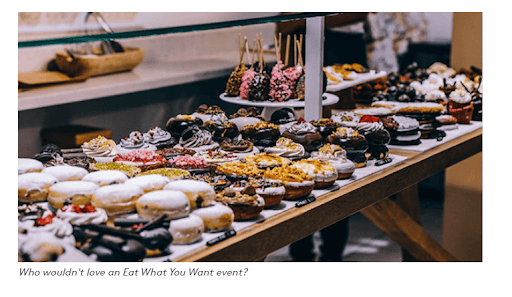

{"left": 202, "top": 120, "right": 239, "bottom": 142}
{"left": 166, "top": 115, "right": 203, "bottom": 135}
{"left": 242, "top": 121, "right": 281, "bottom": 147}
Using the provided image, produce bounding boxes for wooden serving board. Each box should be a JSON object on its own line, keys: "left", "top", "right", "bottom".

{"left": 18, "top": 71, "right": 89, "bottom": 89}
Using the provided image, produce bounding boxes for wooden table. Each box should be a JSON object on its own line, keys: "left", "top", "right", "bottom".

{"left": 173, "top": 128, "right": 482, "bottom": 262}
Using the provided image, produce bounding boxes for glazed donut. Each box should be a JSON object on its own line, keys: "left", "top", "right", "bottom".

{"left": 81, "top": 170, "right": 128, "bottom": 187}
{"left": 42, "top": 165, "right": 88, "bottom": 181}
{"left": 135, "top": 190, "right": 190, "bottom": 220}
{"left": 47, "top": 181, "right": 99, "bottom": 210}
{"left": 18, "top": 173, "right": 59, "bottom": 203}
{"left": 163, "top": 180, "right": 215, "bottom": 209}
{"left": 18, "top": 158, "right": 44, "bottom": 175}
{"left": 124, "top": 174, "right": 171, "bottom": 193}
{"left": 168, "top": 214, "right": 204, "bottom": 245}
{"left": 91, "top": 183, "right": 144, "bottom": 216}
{"left": 191, "top": 202, "right": 234, "bottom": 232}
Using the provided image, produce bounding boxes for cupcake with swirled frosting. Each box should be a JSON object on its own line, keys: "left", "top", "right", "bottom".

{"left": 174, "top": 126, "right": 219, "bottom": 152}
{"left": 448, "top": 89, "right": 474, "bottom": 124}
{"left": 57, "top": 204, "right": 108, "bottom": 225}
{"left": 143, "top": 126, "right": 175, "bottom": 148}
{"left": 356, "top": 115, "right": 390, "bottom": 160}
{"left": 281, "top": 119, "right": 323, "bottom": 152}
{"left": 18, "top": 212, "right": 75, "bottom": 246}
{"left": 424, "top": 89, "right": 447, "bottom": 103}
{"left": 325, "top": 127, "right": 368, "bottom": 167}
{"left": 117, "top": 131, "right": 157, "bottom": 154}
{"left": 311, "top": 144, "right": 355, "bottom": 179}
{"left": 264, "top": 137, "right": 305, "bottom": 158}
{"left": 82, "top": 136, "right": 117, "bottom": 159}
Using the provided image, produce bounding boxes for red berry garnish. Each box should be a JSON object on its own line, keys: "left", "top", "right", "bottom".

{"left": 359, "top": 115, "right": 380, "bottom": 123}
{"left": 83, "top": 205, "right": 96, "bottom": 213}
{"left": 297, "top": 118, "right": 306, "bottom": 123}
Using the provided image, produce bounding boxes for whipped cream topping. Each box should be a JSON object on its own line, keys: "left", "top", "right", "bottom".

{"left": 449, "top": 89, "right": 472, "bottom": 104}
{"left": 179, "top": 128, "right": 214, "bottom": 148}
{"left": 356, "top": 121, "right": 385, "bottom": 132}
{"left": 446, "top": 74, "right": 474, "bottom": 91}
{"left": 425, "top": 90, "right": 446, "bottom": 102}
{"left": 332, "top": 127, "right": 360, "bottom": 138}
{"left": 57, "top": 207, "right": 108, "bottom": 225}
{"left": 82, "top": 136, "right": 117, "bottom": 157}
{"left": 18, "top": 216, "right": 74, "bottom": 238}
{"left": 424, "top": 73, "right": 444, "bottom": 89}
{"left": 120, "top": 131, "right": 147, "bottom": 149}
{"left": 287, "top": 122, "right": 318, "bottom": 135}
{"left": 264, "top": 137, "right": 305, "bottom": 157}
{"left": 144, "top": 127, "right": 172, "bottom": 145}
{"left": 331, "top": 111, "right": 360, "bottom": 127}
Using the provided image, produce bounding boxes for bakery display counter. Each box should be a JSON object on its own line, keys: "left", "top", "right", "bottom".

{"left": 164, "top": 127, "right": 481, "bottom": 262}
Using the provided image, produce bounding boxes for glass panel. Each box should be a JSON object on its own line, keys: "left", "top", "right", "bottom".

{"left": 19, "top": 12, "right": 341, "bottom": 48}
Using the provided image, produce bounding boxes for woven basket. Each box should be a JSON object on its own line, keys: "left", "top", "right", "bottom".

{"left": 55, "top": 46, "right": 145, "bottom": 78}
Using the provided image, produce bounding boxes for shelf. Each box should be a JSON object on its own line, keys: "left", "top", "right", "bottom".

{"left": 219, "top": 93, "right": 339, "bottom": 108}
{"left": 18, "top": 51, "right": 277, "bottom": 111}
{"left": 18, "top": 13, "right": 340, "bottom": 48}
{"left": 325, "top": 70, "right": 387, "bottom": 92}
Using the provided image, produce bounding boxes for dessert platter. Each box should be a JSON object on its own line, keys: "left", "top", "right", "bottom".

{"left": 323, "top": 63, "right": 387, "bottom": 93}
{"left": 220, "top": 33, "right": 339, "bottom": 121}
{"left": 18, "top": 101, "right": 410, "bottom": 262}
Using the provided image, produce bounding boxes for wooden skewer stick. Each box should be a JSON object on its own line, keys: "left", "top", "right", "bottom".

{"left": 285, "top": 34, "right": 290, "bottom": 67}
{"left": 245, "top": 37, "right": 252, "bottom": 67}
{"left": 294, "top": 34, "right": 297, "bottom": 66}
{"left": 299, "top": 34, "right": 304, "bottom": 67}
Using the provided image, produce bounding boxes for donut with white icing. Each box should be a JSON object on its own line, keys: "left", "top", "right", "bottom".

{"left": 18, "top": 173, "right": 59, "bottom": 203}
{"left": 81, "top": 170, "right": 129, "bottom": 187}
{"left": 163, "top": 180, "right": 215, "bottom": 209}
{"left": 47, "top": 181, "right": 99, "bottom": 210}
{"left": 42, "top": 165, "right": 88, "bottom": 181}
{"left": 18, "top": 158, "right": 44, "bottom": 175}
{"left": 136, "top": 190, "right": 190, "bottom": 220}
{"left": 168, "top": 214, "right": 204, "bottom": 245}
{"left": 91, "top": 183, "right": 144, "bottom": 216}
{"left": 191, "top": 202, "right": 234, "bottom": 232}
{"left": 124, "top": 174, "right": 171, "bottom": 193}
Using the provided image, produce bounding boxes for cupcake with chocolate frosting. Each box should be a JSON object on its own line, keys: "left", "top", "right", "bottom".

{"left": 281, "top": 119, "right": 323, "bottom": 152}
